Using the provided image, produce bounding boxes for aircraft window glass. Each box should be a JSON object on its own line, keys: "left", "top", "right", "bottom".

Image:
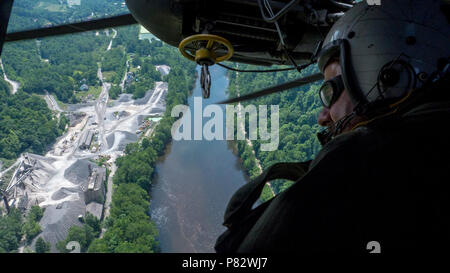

{"left": 7, "top": 0, "right": 129, "bottom": 33}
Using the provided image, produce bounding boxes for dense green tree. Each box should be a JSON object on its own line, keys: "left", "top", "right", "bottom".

{"left": 141, "top": 138, "right": 150, "bottom": 149}
{"left": 0, "top": 81, "right": 63, "bottom": 159}
{"left": 7, "top": 0, "right": 127, "bottom": 33}
{"left": 109, "top": 85, "right": 122, "bottom": 100}
{"left": 0, "top": 208, "right": 23, "bottom": 253}
{"left": 84, "top": 212, "right": 102, "bottom": 237}
{"left": 102, "top": 47, "right": 126, "bottom": 85}
{"left": 35, "top": 237, "right": 50, "bottom": 253}
{"left": 28, "top": 205, "right": 44, "bottom": 222}
{"left": 22, "top": 206, "right": 44, "bottom": 243}
{"left": 88, "top": 184, "right": 159, "bottom": 253}
{"left": 22, "top": 221, "right": 41, "bottom": 243}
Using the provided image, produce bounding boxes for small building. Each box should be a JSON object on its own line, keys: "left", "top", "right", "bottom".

{"left": 79, "top": 84, "right": 89, "bottom": 92}
{"left": 80, "top": 130, "right": 94, "bottom": 150}
{"left": 125, "top": 72, "right": 134, "bottom": 84}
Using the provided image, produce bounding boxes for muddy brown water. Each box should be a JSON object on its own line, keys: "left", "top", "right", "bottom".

{"left": 149, "top": 65, "right": 248, "bottom": 253}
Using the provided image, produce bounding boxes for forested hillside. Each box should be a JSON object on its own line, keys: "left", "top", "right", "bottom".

{"left": 0, "top": 78, "right": 65, "bottom": 160}
{"left": 2, "top": 0, "right": 127, "bottom": 103}
{"left": 0, "top": 206, "right": 45, "bottom": 253}
{"left": 7, "top": 0, "right": 128, "bottom": 33}
{"left": 0, "top": 0, "right": 123, "bottom": 162}
{"left": 3, "top": 34, "right": 108, "bottom": 103}
{"left": 227, "top": 64, "right": 324, "bottom": 200}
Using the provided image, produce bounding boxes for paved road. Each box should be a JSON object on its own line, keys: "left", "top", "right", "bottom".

{"left": 106, "top": 28, "right": 117, "bottom": 51}
{"left": 96, "top": 66, "right": 110, "bottom": 153}
{"left": 0, "top": 59, "right": 20, "bottom": 95}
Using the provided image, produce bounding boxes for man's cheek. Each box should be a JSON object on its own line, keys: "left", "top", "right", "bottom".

{"left": 330, "top": 107, "right": 343, "bottom": 123}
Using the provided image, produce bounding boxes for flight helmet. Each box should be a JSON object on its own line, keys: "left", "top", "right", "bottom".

{"left": 317, "top": 0, "right": 450, "bottom": 115}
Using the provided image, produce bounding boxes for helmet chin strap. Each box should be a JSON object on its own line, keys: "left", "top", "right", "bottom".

{"left": 332, "top": 111, "right": 357, "bottom": 137}
{"left": 317, "top": 111, "right": 356, "bottom": 146}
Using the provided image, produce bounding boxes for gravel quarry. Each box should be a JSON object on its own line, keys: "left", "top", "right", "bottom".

{"left": 0, "top": 24, "right": 172, "bottom": 252}
{"left": 1, "top": 74, "right": 169, "bottom": 251}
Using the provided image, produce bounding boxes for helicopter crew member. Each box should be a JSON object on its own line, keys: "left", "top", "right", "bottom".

{"left": 215, "top": 0, "right": 450, "bottom": 253}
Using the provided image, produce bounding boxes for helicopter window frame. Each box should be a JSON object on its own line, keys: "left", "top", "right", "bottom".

{"left": 0, "top": 0, "right": 14, "bottom": 56}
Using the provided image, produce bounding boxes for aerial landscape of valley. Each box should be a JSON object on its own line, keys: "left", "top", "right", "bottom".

{"left": 0, "top": 0, "right": 447, "bottom": 266}
{"left": 0, "top": 0, "right": 323, "bottom": 253}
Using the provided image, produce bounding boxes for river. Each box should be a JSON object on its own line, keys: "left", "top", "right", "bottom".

{"left": 149, "top": 65, "right": 248, "bottom": 253}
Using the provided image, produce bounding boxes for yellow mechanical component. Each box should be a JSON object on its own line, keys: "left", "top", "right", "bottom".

{"left": 178, "top": 34, "right": 234, "bottom": 64}
{"left": 195, "top": 48, "right": 217, "bottom": 65}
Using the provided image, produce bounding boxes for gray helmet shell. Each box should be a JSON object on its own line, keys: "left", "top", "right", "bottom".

{"left": 317, "top": 0, "right": 450, "bottom": 109}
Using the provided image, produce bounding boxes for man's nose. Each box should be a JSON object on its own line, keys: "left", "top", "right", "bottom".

{"left": 318, "top": 107, "right": 332, "bottom": 127}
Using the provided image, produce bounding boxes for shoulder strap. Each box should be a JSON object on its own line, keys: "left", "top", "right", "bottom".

{"left": 215, "top": 161, "right": 310, "bottom": 253}
{"left": 222, "top": 161, "right": 311, "bottom": 228}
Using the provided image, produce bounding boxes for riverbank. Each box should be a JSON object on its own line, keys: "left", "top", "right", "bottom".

{"left": 225, "top": 68, "right": 275, "bottom": 201}
{"left": 233, "top": 71, "right": 275, "bottom": 198}
{"left": 223, "top": 63, "right": 323, "bottom": 199}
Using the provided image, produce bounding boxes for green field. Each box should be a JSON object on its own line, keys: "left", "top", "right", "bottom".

{"left": 102, "top": 71, "right": 117, "bottom": 83}
{"left": 129, "top": 66, "right": 138, "bottom": 74}
{"left": 75, "top": 85, "right": 102, "bottom": 101}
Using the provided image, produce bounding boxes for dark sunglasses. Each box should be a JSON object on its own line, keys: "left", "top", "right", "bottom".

{"left": 319, "top": 75, "right": 345, "bottom": 108}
